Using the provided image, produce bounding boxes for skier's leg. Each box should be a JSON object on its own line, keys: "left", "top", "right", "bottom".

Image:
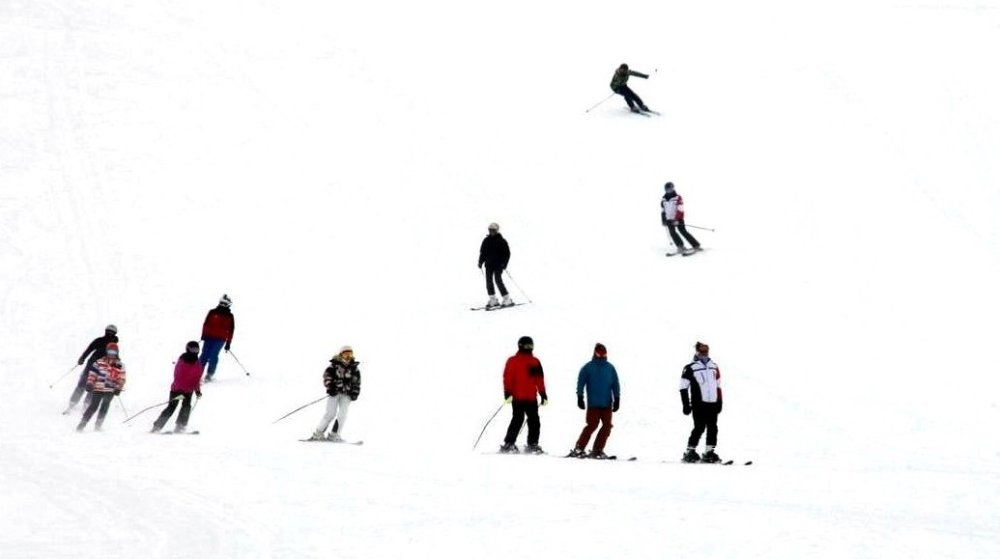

{"left": 677, "top": 221, "right": 701, "bottom": 249}
{"left": 575, "top": 407, "right": 600, "bottom": 449}
{"left": 313, "top": 396, "right": 338, "bottom": 437}
{"left": 687, "top": 407, "right": 707, "bottom": 448}
{"left": 617, "top": 86, "right": 637, "bottom": 109}
{"left": 666, "top": 222, "right": 686, "bottom": 250}
{"left": 95, "top": 394, "right": 113, "bottom": 429}
{"left": 152, "top": 393, "right": 181, "bottom": 431}
{"left": 705, "top": 406, "right": 719, "bottom": 448}
{"left": 525, "top": 402, "right": 541, "bottom": 446}
{"left": 333, "top": 395, "right": 352, "bottom": 434}
{"left": 78, "top": 396, "right": 101, "bottom": 429}
{"left": 593, "top": 408, "right": 614, "bottom": 452}
{"left": 176, "top": 393, "right": 193, "bottom": 429}
{"left": 69, "top": 367, "right": 90, "bottom": 406}
{"left": 493, "top": 270, "right": 508, "bottom": 297}
{"left": 485, "top": 268, "right": 497, "bottom": 296}
{"left": 626, "top": 87, "right": 647, "bottom": 110}
{"left": 204, "top": 339, "right": 224, "bottom": 378}
{"left": 503, "top": 401, "right": 526, "bottom": 444}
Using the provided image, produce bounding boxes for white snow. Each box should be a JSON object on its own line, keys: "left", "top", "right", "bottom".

{"left": 2, "top": 1, "right": 999, "bottom": 558}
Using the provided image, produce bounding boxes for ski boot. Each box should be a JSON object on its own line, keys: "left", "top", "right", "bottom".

{"left": 498, "top": 442, "right": 519, "bottom": 454}
{"left": 174, "top": 425, "right": 187, "bottom": 434}
{"left": 682, "top": 448, "right": 700, "bottom": 463}
{"left": 485, "top": 296, "right": 500, "bottom": 310}
{"left": 500, "top": 294, "right": 515, "bottom": 308}
{"left": 701, "top": 449, "right": 721, "bottom": 464}
{"left": 567, "top": 447, "right": 586, "bottom": 458}
{"left": 588, "top": 449, "right": 610, "bottom": 460}
{"left": 326, "top": 432, "right": 344, "bottom": 442}
{"left": 629, "top": 106, "right": 642, "bottom": 113}
{"left": 523, "top": 444, "right": 544, "bottom": 455}
{"left": 307, "top": 432, "right": 327, "bottom": 441}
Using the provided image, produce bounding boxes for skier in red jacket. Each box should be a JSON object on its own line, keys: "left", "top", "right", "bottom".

{"left": 200, "top": 294, "right": 235, "bottom": 382}
{"left": 499, "top": 336, "right": 548, "bottom": 454}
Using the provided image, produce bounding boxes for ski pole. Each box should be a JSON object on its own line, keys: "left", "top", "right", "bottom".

{"left": 272, "top": 396, "right": 327, "bottom": 424}
{"left": 49, "top": 364, "right": 79, "bottom": 389}
{"left": 504, "top": 270, "right": 533, "bottom": 304}
{"left": 473, "top": 402, "right": 506, "bottom": 449}
{"left": 584, "top": 93, "right": 615, "bottom": 113}
{"left": 228, "top": 351, "right": 252, "bottom": 376}
{"left": 122, "top": 395, "right": 183, "bottom": 423}
{"left": 685, "top": 224, "right": 715, "bottom": 232}
{"left": 116, "top": 394, "right": 129, "bottom": 418}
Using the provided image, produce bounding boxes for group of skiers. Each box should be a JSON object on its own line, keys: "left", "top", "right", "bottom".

{"left": 482, "top": 66, "right": 717, "bottom": 461}
{"left": 65, "top": 294, "right": 236, "bottom": 433}
{"left": 494, "top": 336, "right": 722, "bottom": 463}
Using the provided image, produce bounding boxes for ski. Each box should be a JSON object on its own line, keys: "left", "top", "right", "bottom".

{"left": 299, "top": 439, "right": 364, "bottom": 445}
{"left": 564, "top": 453, "right": 637, "bottom": 461}
{"left": 641, "top": 109, "right": 660, "bottom": 115}
{"left": 158, "top": 430, "right": 200, "bottom": 435}
{"left": 470, "top": 303, "right": 528, "bottom": 311}
{"left": 681, "top": 248, "right": 706, "bottom": 257}
{"left": 675, "top": 459, "right": 751, "bottom": 466}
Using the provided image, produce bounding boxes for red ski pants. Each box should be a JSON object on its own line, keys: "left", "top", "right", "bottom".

{"left": 575, "top": 407, "right": 613, "bottom": 452}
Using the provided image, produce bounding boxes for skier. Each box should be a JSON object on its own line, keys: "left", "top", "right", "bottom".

{"left": 309, "top": 346, "right": 361, "bottom": 441}
{"left": 610, "top": 63, "right": 651, "bottom": 113}
{"left": 65, "top": 324, "right": 119, "bottom": 414}
{"left": 151, "top": 341, "right": 204, "bottom": 434}
{"left": 478, "top": 223, "right": 513, "bottom": 309}
{"left": 76, "top": 342, "right": 127, "bottom": 432}
{"left": 200, "top": 294, "right": 235, "bottom": 382}
{"left": 661, "top": 182, "right": 702, "bottom": 255}
{"left": 679, "top": 342, "right": 722, "bottom": 463}
{"left": 569, "top": 343, "right": 621, "bottom": 459}
{"left": 499, "top": 336, "right": 548, "bottom": 454}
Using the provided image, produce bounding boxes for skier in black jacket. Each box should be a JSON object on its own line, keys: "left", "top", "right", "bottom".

{"left": 477, "top": 222, "right": 513, "bottom": 309}
{"left": 610, "top": 63, "right": 651, "bottom": 113}
{"left": 64, "top": 324, "right": 119, "bottom": 414}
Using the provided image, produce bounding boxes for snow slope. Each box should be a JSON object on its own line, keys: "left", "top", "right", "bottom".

{"left": 2, "top": 1, "right": 999, "bottom": 557}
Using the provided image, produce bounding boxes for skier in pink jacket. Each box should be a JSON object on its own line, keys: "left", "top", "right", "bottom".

{"left": 151, "top": 341, "right": 205, "bottom": 433}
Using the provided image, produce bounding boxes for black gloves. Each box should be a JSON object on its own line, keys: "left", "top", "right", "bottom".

{"left": 195, "top": 390, "right": 202, "bottom": 398}
{"left": 504, "top": 391, "right": 511, "bottom": 401}
{"left": 113, "top": 390, "right": 121, "bottom": 396}
{"left": 224, "top": 341, "right": 232, "bottom": 352}
{"left": 540, "top": 393, "right": 548, "bottom": 406}
{"left": 683, "top": 404, "right": 692, "bottom": 415}
{"left": 680, "top": 390, "right": 691, "bottom": 415}
{"left": 577, "top": 395, "right": 585, "bottom": 410}
{"left": 718, "top": 400, "right": 722, "bottom": 414}
{"left": 613, "top": 398, "right": 620, "bottom": 412}
{"left": 78, "top": 358, "right": 85, "bottom": 366}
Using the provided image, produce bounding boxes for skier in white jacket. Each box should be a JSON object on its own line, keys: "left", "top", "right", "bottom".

{"left": 661, "top": 182, "right": 702, "bottom": 255}
{"left": 679, "top": 341, "right": 722, "bottom": 463}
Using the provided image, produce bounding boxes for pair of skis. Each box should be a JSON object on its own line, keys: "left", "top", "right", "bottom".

{"left": 469, "top": 302, "right": 528, "bottom": 312}
{"left": 299, "top": 438, "right": 364, "bottom": 445}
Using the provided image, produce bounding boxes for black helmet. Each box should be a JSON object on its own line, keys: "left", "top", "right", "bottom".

{"left": 664, "top": 182, "right": 675, "bottom": 191}
{"left": 517, "top": 336, "right": 534, "bottom": 351}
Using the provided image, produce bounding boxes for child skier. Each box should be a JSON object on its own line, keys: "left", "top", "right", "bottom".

{"left": 76, "top": 342, "right": 127, "bottom": 432}
{"left": 310, "top": 346, "right": 361, "bottom": 441}
{"left": 679, "top": 342, "right": 722, "bottom": 463}
{"left": 151, "top": 341, "right": 204, "bottom": 433}
{"left": 569, "top": 343, "right": 621, "bottom": 459}
{"left": 499, "top": 336, "right": 548, "bottom": 454}
{"left": 65, "top": 324, "right": 118, "bottom": 414}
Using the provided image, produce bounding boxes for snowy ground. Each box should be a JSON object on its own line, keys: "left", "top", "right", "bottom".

{"left": 2, "top": 1, "right": 999, "bottom": 558}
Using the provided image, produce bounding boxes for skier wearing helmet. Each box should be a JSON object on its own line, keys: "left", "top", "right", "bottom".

{"left": 200, "top": 294, "right": 235, "bottom": 382}
{"left": 477, "top": 223, "right": 513, "bottom": 309}
{"left": 610, "top": 63, "right": 652, "bottom": 113}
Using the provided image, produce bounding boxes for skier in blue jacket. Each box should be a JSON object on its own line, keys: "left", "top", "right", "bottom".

{"left": 569, "top": 343, "right": 621, "bottom": 459}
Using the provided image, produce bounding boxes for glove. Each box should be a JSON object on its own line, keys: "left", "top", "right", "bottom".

{"left": 224, "top": 341, "right": 231, "bottom": 352}
{"left": 661, "top": 214, "right": 669, "bottom": 226}
{"left": 613, "top": 398, "right": 620, "bottom": 412}
{"left": 504, "top": 394, "right": 513, "bottom": 404}
{"left": 350, "top": 394, "right": 358, "bottom": 401}
{"left": 577, "top": 396, "right": 585, "bottom": 410}
{"left": 717, "top": 401, "right": 722, "bottom": 414}
{"left": 540, "top": 393, "right": 548, "bottom": 406}
{"left": 77, "top": 358, "right": 85, "bottom": 366}
{"left": 85, "top": 385, "right": 94, "bottom": 394}
{"left": 683, "top": 404, "right": 692, "bottom": 415}
{"left": 113, "top": 390, "right": 121, "bottom": 396}
{"left": 478, "top": 261, "right": 483, "bottom": 269}
{"left": 195, "top": 390, "right": 202, "bottom": 398}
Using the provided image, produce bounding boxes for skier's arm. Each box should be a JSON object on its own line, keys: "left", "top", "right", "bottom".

{"left": 630, "top": 70, "right": 649, "bottom": 79}
{"left": 350, "top": 365, "right": 361, "bottom": 400}
{"left": 201, "top": 311, "right": 211, "bottom": 340}
{"left": 679, "top": 389, "right": 691, "bottom": 413}
{"left": 531, "top": 361, "right": 547, "bottom": 401}
{"left": 78, "top": 338, "right": 100, "bottom": 365}
{"left": 478, "top": 239, "right": 488, "bottom": 268}
{"left": 500, "top": 240, "right": 510, "bottom": 270}
{"left": 225, "top": 314, "right": 235, "bottom": 350}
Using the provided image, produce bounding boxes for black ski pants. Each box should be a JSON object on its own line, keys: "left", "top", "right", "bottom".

{"left": 666, "top": 220, "right": 701, "bottom": 250}
{"left": 612, "top": 85, "right": 645, "bottom": 110}
{"left": 485, "top": 267, "right": 508, "bottom": 297}
{"left": 687, "top": 403, "right": 720, "bottom": 448}
{"left": 153, "top": 391, "right": 194, "bottom": 431}
{"left": 78, "top": 392, "right": 114, "bottom": 430}
{"left": 69, "top": 361, "right": 96, "bottom": 407}
{"left": 504, "top": 400, "right": 540, "bottom": 446}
